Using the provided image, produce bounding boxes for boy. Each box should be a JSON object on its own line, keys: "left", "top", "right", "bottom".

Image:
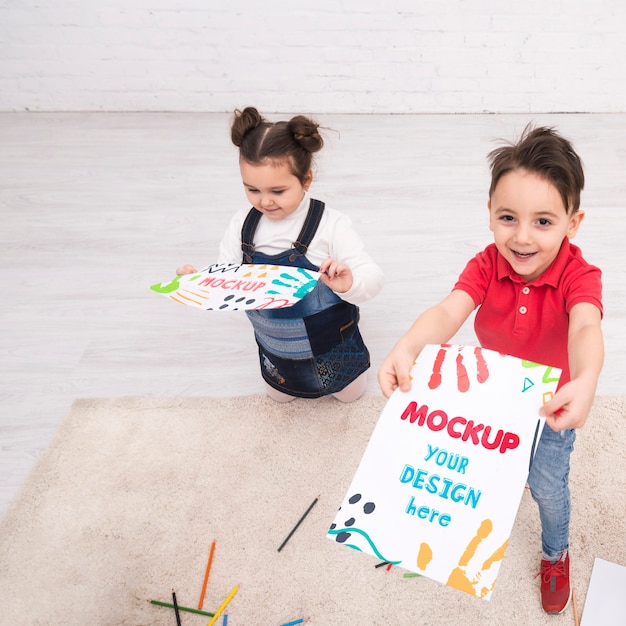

{"left": 378, "top": 125, "right": 603, "bottom": 614}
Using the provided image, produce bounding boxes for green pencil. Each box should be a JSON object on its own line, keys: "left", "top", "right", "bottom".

{"left": 150, "top": 599, "right": 215, "bottom": 617}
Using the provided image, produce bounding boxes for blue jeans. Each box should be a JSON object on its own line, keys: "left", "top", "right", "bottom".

{"left": 527, "top": 425, "right": 576, "bottom": 560}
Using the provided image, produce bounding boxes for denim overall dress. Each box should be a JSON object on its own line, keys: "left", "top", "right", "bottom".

{"left": 241, "top": 198, "right": 370, "bottom": 398}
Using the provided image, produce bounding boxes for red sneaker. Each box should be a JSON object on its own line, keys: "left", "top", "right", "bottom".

{"left": 537, "top": 552, "right": 572, "bottom": 614}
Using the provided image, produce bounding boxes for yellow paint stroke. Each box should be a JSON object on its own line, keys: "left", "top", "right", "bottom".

{"left": 258, "top": 272, "right": 267, "bottom": 278}
{"left": 168, "top": 289, "right": 206, "bottom": 306}
{"left": 416, "top": 542, "right": 433, "bottom": 570}
{"left": 482, "top": 539, "right": 508, "bottom": 571}
{"left": 170, "top": 295, "right": 195, "bottom": 305}
{"left": 446, "top": 519, "right": 493, "bottom": 596}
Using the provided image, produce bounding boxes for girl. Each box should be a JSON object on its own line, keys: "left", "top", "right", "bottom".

{"left": 177, "top": 107, "right": 383, "bottom": 402}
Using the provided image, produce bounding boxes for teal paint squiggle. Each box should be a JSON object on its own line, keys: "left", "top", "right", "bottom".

{"left": 345, "top": 543, "right": 362, "bottom": 551}
{"left": 328, "top": 527, "right": 401, "bottom": 564}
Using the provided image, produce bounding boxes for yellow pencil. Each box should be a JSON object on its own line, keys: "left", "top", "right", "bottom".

{"left": 207, "top": 585, "right": 239, "bottom": 626}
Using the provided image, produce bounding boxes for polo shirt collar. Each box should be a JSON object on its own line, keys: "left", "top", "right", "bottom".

{"left": 497, "top": 238, "right": 571, "bottom": 287}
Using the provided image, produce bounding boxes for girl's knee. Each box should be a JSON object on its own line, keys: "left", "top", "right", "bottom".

{"left": 265, "top": 384, "right": 296, "bottom": 403}
{"left": 333, "top": 372, "right": 368, "bottom": 403}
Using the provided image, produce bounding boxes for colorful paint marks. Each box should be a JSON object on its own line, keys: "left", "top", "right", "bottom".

{"left": 151, "top": 263, "right": 320, "bottom": 311}
{"left": 328, "top": 344, "right": 561, "bottom": 600}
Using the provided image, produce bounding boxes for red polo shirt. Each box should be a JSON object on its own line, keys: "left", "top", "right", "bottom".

{"left": 454, "top": 239, "right": 602, "bottom": 386}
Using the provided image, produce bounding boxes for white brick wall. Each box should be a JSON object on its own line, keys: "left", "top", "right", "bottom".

{"left": 1, "top": 0, "right": 625, "bottom": 113}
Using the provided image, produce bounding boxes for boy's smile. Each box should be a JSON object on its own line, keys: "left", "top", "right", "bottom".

{"left": 488, "top": 169, "right": 584, "bottom": 281}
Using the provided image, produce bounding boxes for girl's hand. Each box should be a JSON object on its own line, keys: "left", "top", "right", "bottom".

{"left": 319, "top": 257, "right": 353, "bottom": 293}
{"left": 176, "top": 263, "right": 197, "bottom": 275}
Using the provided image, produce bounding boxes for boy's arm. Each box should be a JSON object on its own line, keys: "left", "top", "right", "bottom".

{"left": 540, "top": 302, "right": 604, "bottom": 431}
{"left": 378, "top": 289, "right": 475, "bottom": 397}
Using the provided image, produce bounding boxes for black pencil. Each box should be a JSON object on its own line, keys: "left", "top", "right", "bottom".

{"left": 278, "top": 495, "right": 319, "bottom": 552}
{"left": 172, "top": 590, "right": 182, "bottom": 626}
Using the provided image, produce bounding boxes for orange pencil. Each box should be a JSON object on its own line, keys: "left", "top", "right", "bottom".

{"left": 198, "top": 540, "right": 216, "bottom": 609}
{"left": 573, "top": 590, "right": 580, "bottom": 626}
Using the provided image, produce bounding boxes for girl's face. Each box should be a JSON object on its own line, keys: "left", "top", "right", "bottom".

{"left": 240, "top": 159, "right": 311, "bottom": 220}
{"left": 488, "top": 169, "right": 584, "bottom": 281}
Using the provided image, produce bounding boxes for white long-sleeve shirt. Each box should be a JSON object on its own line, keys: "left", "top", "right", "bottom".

{"left": 218, "top": 192, "right": 384, "bottom": 305}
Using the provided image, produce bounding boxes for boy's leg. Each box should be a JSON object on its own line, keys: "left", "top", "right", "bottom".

{"left": 527, "top": 425, "right": 576, "bottom": 613}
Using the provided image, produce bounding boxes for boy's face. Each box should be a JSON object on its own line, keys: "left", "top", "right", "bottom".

{"left": 239, "top": 159, "right": 311, "bottom": 220}
{"left": 488, "top": 168, "right": 584, "bottom": 281}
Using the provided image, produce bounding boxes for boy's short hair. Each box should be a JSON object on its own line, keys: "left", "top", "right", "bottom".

{"left": 488, "top": 125, "right": 585, "bottom": 214}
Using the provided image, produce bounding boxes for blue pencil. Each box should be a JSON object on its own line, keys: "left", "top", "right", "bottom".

{"left": 281, "top": 619, "right": 306, "bottom": 626}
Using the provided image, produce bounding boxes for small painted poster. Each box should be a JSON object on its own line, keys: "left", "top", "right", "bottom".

{"left": 150, "top": 263, "right": 320, "bottom": 311}
{"left": 328, "top": 344, "right": 561, "bottom": 600}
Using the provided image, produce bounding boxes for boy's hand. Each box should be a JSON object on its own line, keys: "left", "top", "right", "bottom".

{"left": 539, "top": 377, "right": 596, "bottom": 432}
{"left": 319, "top": 258, "right": 353, "bottom": 293}
{"left": 378, "top": 344, "right": 416, "bottom": 398}
{"left": 176, "top": 264, "right": 197, "bottom": 275}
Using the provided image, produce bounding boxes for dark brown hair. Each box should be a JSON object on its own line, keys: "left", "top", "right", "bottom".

{"left": 231, "top": 107, "right": 324, "bottom": 185}
{"left": 488, "top": 125, "right": 585, "bottom": 214}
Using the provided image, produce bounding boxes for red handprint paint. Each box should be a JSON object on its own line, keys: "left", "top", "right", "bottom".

{"left": 474, "top": 346, "right": 489, "bottom": 383}
{"left": 428, "top": 344, "right": 450, "bottom": 390}
{"left": 456, "top": 349, "right": 469, "bottom": 392}
{"left": 428, "top": 345, "right": 490, "bottom": 393}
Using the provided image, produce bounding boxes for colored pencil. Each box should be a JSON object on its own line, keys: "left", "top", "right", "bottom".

{"left": 150, "top": 600, "right": 215, "bottom": 617}
{"left": 172, "top": 591, "right": 182, "bottom": 626}
{"left": 222, "top": 614, "right": 228, "bottom": 625}
{"left": 375, "top": 561, "right": 389, "bottom": 568}
{"left": 278, "top": 496, "right": 319, "bottom": 552}
{"left": 573, "top": 590, "right": 579, "bottom": 626}
{"left": 207, "top": 585, "right": 239, "bottom": 626}
{"left": 281, "top": 619, "right": 308, "bottom": 626}
{"left": 198, "top": 540, "right": 216, "bottom": 609}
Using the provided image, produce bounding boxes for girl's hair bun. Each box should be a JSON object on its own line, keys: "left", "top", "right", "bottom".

{"left": 288, "top": 115, "right": 324, "bottom": 153}
{"left": 231, "top": 107, "right": 266, "bottom": 147}
{"left": 230, "top": 107, "right": 326, "bottom": 185}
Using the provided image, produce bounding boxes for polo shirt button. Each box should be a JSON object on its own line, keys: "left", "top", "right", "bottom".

{"left": 522, "top": 286, "right": 530, "bottom": 295}
{"left": 519, "top": 306, "right": 528, "bottom": 314}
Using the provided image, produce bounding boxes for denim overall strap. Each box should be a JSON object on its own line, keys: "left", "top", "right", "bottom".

{"left": 290, "top": 198, "right": 325, "bottom": 262}
{"left": 240, "top": 208, "right": 262, "bottom": 263}
{"left": 240, "top": 199, "right": 326, "bottom": 266}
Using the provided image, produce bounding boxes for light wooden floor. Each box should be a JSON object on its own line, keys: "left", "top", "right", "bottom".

{"left": 1, "top": 112, "right": 624, "bottom": 518}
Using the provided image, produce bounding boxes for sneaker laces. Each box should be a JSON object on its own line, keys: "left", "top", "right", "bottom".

{"left": 536, "top": 559, "right": 568, "bottom": 584}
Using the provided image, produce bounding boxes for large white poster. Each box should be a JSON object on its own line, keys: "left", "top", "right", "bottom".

{"left": 328, "top": 344, "right": 561, "bottom": 600}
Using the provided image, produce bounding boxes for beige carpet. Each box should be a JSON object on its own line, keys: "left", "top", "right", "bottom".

{"left": 0, "top": 395, "right": 624, "bottom": 625}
